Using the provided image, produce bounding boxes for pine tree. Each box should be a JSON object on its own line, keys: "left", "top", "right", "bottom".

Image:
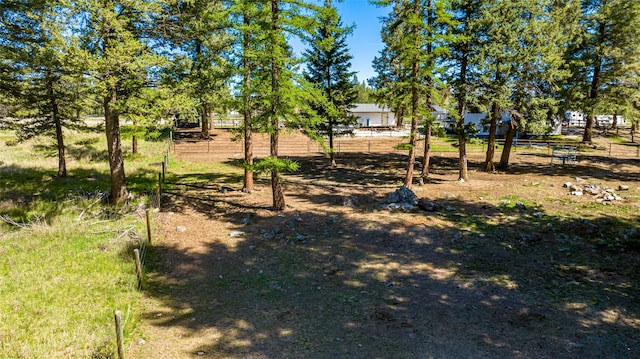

{"left": 161, "top": 0, "right": 232, "bottom": 139}
{"left": 497, "top": 0, "right": 579, "bottom": 169}
{"left": 229, "top": 0, "right": 266, "bottom": 193}
{"left": 564, "top": 0, "right": 640, "bottom": 144}
{"left": 81, "top": 0, "right": 165, "bottom": 204}
{"left": 371, "top": 0, "right": 452, "bottom": 187}
{"left": 0, "top": 0, "right": 87, "bottom": 178}
{"left": 250, "top": 0, "right": 318, "bottom": 210}
{"left": 303, "top": 0, "right": 358, "bottom": 167}
{"left": 447, "top": 0, "right": 483, "bottom": 182}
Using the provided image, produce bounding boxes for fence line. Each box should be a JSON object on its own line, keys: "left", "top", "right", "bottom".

{"left": 172, "top": 136, "right": 640, "bottom": 158}
{"left": 115, "top": 142, "right": 167, "bottom": 358}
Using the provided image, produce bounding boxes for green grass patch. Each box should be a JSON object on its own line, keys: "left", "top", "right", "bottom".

{"left": 0, "top": 129, "right": 167, "bottom": 357}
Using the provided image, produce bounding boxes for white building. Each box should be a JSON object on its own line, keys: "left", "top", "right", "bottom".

{"left": 349, "top": 103, "right": 396, "bottom": 127}
{"left": 565, "top": 111, "right": 585, "bottom": 127}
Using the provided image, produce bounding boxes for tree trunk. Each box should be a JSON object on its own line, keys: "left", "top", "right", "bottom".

{"left": 497, "top": 125, "right": 517, "bottom": 170}
{"left": 583, "top": 21, "right": 605, "bottom": 144}
{"left": 48, "top": 75, "right": 66, "bottom": 178}
{"left": 201, "top": 105, "right": 210, "bottom": 139}
{"left": 132, "top": 135, "right": 138, "bottom": 154}
{"left": 583, "top": 113, "right": 594, "bottom": 144}
{"left": 456, "top": 20, "right": 469, "bottom": 182}
{"left": 418, "top": 0, "right": 433, "bottom": 186}
{"left": 242, "top": 10, "right": 254, "bottom": 193}
{"left": 483, "top": 102, "right": 498, "bottom": 172}
{"left": 631, "top": 121, "right": 636, "bottom": 143}
{"left": 104, "top": 90, "right": 127, "bottom": 204}
{"left": 329, "top": 124, "right": 336, "bottom": 167}
{"left": 419, "top": 122, "right": 431, "bottom": 185}
{"left": 270, "top": 0, "right": 285, "bottom": 211}
{"left": 403, "top": 0, "right": 420, "bottom": 188}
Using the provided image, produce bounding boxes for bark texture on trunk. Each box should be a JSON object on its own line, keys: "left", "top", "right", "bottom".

{"left": 48, "top": 76, "right": 67, "bottom": 178}
{"left": 242, "top": 9, "right": 254, "bottom": 193}
{"left": 497, "top": 125, "right": 517, "bottom": 170}
{"left": 270, "top": 0, "right": 285, "bottom": 211}
{"left": 104, "top": 91, "right": 128, "bottom": 204}
{"left": 403, "top": 0, "right": 420, "bottom": 188}
{"left": 583, "top": 20, "right": 605, "bottom": 144}
{"left": 483, "top": 102, "right": 498, "bottom": 172}
{"left": 419, "top": 122, "right": 431, "bottom": 185}
{"left": 132, "top": 135, "right": 138, "bottom": 154}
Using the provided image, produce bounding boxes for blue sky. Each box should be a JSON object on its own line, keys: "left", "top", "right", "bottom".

{"left": 334, "top": 1, "right": 390, "bottom": 84}
{"left": 293, "top": 1, "right": 390, "bottom": 86}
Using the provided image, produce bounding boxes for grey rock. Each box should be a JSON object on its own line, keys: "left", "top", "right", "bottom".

{"left": 417, "top": 198, "right": 440, "bottom": 212}
{"left": 343, "top": 196, "right": 360, "bottom": 207}
{"left": 176, "top": 226, "right": 187, "bottom": 232}
{"left": 384, "top": 185, "right": 418, "bottom": 205}
{"left": 618, "top": 185, "right": 630, "bottom": 191}
{"left": 229, "top": 231, "right": 245, "bottom": 237}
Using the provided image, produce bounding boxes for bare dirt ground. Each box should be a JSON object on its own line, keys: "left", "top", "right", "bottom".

{"left": 129, "top": 129, "right": 640, "bottom": 359}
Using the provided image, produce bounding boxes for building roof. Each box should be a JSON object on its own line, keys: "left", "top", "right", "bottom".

{"left": 350, "top": 103, "right": 392, "bottom": 113}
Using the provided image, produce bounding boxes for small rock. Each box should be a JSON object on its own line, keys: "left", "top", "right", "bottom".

{"left": 533, "top": 212, "right": 543, "bottom": 218}
{"left": 343, "top": 196, "right": 360, "bottom": 207}
{"left": 197, "top": 351, "right": 206, "bottom": 356}
{"left": 219, "top": 185, "right": 234, "bottom": 192}
{"left": 563, "top": 182, "right": 573, "bottom": 188}
{"left": 137, "top": 338, "right": 146, "bottom": 345}
{"left": 575, "top": 177, "right": 585, "bottom": 182}
{"left": 516, "top": 202, "right": 527, "bottom": 210}
{"left": 261, "top": 230, "right": 275, "bottom": 240}
{"left": 229, "top": 231, "right": 245, "bottom": 237}
{"left": 240, "top": 214, "right": 251, "bottom": 225}
{"left": 619, "top": 185, "right": 630, "bottom": 191}
{"left": 417, "top": 198, "right": 440, "bottom": 211}
{"left": 570, "top": 191, "right": 583, "bottom": 196}
{"left": 176, "top": 226, "right": 187, "bottom": 232}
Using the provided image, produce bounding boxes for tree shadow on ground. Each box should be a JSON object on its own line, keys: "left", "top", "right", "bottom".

{"left": 143, "top": 174, "right": 640, "bottom": 358}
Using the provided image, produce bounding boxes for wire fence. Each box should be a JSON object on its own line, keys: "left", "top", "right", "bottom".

{"left": 114, "top": 135, "right": 171, "bottom": 359}
{"left": 172, "top": 134, "right": 640, "bottom": 159}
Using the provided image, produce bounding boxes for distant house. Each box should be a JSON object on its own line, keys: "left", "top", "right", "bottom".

{"left": 565, "top": 111, "right": 585, "bottom": 127}
{"left": 349, "top": 103, "right": 396, "bottom": 127}
{"left": 444, "top": 111, "right": 511, "bottom": 137}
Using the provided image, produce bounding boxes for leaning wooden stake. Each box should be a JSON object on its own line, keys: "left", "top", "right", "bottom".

{"left": 114, "top": 310, "right": 125, "bottom": 359}
{"left": 134, "top": 249, "right": 143, "bottom": 290}
{"left": 145, "top": 209, "right": 152, "bottom": 245}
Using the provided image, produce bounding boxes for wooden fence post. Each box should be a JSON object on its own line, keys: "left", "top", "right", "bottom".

{"left": 145, "top": 209, "right": 152, "bottom": 245}
{"left": 157, "top": 173, "right": 161, "bottom": 209}
{"left": 162, "top": 158, "right": 166, "bottom": 183}
{"left": 134, "top": 249, "right": 143, "bottom": 290}
{"left": 114, "top": 311, "right": 125, "bottom": 359}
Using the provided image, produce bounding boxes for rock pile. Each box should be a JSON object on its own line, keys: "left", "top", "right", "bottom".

{"left": 382, "top": 186, "right": 444, "bottom": 212}
{"left": 563, "top": 182, "right": 625, "bottom": 204}
{"left": 382, "top": 186, "right": 418, "bottom": 211}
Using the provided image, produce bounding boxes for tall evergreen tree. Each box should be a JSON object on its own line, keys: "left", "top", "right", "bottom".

{"left": 447, "top": 0, "right": 483, "bottom": 182}
{"left": 564, "top": 0, "right": 640, "bottom": 144}
{"left": 81, "top": 0, "right": 165, "bottom": 204}
{"left": 371, "top": 0, "right": 452, "bottom": 187}
{"left": 497, "top": 0, "right": 579, "bottom": 169}
{"left": 0, "top": 0, "right": 87, "bottom": 178}
{"left": 303, "top": 0, "right": 358, "bottom": 167}
{"left": 251, "top": 0, "right": 318, "bottom": 210}
{"left": 161, "top": 0, "right": 232, "bottom": 139}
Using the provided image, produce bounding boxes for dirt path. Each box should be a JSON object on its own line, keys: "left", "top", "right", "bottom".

{"left": 128, "top": 132, "right": 640, "bottom": 358}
